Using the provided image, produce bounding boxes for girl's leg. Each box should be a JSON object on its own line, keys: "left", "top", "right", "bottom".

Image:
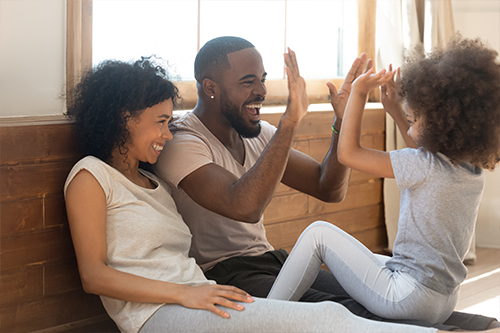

{"left": 267, "top": 221, "right": 456, "bottom": 323}
{"left": 140, "top": 297, "right": 438, "bottom": 333}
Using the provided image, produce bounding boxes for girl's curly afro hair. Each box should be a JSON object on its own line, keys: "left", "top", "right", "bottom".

{"left": 65, "top": 57, "right": 179, "bottom": 162}
{"left": 400, "top": 34, "right": 500, "bottom": 170}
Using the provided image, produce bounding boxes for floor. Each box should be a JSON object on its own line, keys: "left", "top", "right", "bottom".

{"left": 455, "top": 247, "right": 500, "bottom": 320}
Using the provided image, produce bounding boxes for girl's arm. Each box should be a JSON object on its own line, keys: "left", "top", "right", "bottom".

{"left": 381, "top": 66, "right": 418, "bottom": 148}
{"left": 338, "top": 68, "right": 396, "bottom": 179}
{"left": 65, "top": 169, "right": 253, "bottom": 318}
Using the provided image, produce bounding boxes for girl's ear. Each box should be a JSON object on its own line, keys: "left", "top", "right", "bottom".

{"left": 202, "top": 78, "right": 219, "bottom": 99}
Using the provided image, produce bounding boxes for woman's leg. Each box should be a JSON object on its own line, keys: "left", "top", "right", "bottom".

{"left": 267, "top": 221, "right": 456, "bottom": 323}
{"left": 140, "top": 297, "right": 438, "bottom": 333}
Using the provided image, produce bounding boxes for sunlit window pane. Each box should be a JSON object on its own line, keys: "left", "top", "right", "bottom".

{"left": 200, "top": 0, "right": 285, "bottom": 80}
{"left": 93, "top": 0, "right": 358, "bottom": 81}
{"left": 286, "top": 0, "right": 358, "bottom": 79}
{"left": 93, "top": 0, "right": 198, "bottom": 80}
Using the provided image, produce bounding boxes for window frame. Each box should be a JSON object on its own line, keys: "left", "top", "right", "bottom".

{"left": 66, "top": 0, "right": 377, "bottom": 109}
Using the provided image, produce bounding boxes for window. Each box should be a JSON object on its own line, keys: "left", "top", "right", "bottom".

{"left": 67, "top": 0, "right": 377, "bottom": 108}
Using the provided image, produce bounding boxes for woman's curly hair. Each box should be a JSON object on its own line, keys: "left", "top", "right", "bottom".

{"left": 66, "top": 57, "right": 179, "bottom": 162}
{"left": 399, "top": 34, "right": 500, "bottom": 170}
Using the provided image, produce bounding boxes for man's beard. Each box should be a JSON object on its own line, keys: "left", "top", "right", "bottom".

{"left": 220, "top": 89, "right": 261, "bottom": 138}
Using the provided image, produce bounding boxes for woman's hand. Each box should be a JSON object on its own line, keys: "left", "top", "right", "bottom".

{"left": 381, "top": 65, "right": 404, "bottom": 119}
{"left": 177, "top": 284, "right": 254, "bottom": 318}
{"left": 283, "top": 48, "right": 309, "bottom": 126}
{"left": 327, "top": 53, "right": 372, "bottom": 120}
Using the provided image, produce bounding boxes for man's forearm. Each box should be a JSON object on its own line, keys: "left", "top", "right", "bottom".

{"left": 317, "top": 117, "right": 352, "bottom": 202}
{"left": 228, "top": 117, "right": 299, "bottom": 222}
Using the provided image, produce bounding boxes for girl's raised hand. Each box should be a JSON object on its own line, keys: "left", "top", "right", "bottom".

{"left": 178, "top": 284, "right": 254, "bottom": 319}
{"left": 352, "top": 67, "right": 394, "bottom": 96}
{"left": 381, "top": 65, "right": 404, "bottom": 118}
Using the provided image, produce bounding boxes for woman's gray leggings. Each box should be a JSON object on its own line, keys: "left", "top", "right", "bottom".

{"left": 140, "top": 297, "right": 437, "bottom": 333}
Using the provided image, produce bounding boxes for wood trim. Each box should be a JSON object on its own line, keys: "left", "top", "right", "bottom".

{"left": 0, "top": 115, "right": 71, "bottom": 127}
{"left": 174, "top": 78, "right": 346, "bottom": 110}
{"left": 66, "top": 0, "right": 92, "bottom": 108}
{"left": 358, "top": 0, "right": 379, "bottom": 102}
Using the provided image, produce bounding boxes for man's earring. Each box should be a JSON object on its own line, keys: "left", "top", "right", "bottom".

{"left": 210, "top": 95, "right": 214, "bottom": 99}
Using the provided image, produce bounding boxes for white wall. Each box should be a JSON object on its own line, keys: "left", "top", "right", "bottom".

{"left": 453, "top": 0, "right": 500, "bottom": 248}
{"left": 0, "top": 0, "right": 66, "bottom": 117}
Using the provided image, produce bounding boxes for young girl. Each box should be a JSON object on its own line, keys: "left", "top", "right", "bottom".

{"left": 267, "top": 35, "right": 500, "bottom": 325}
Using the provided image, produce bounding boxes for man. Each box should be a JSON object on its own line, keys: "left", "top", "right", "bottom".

{"left": 155, "top": 36, "right": 497, "bottom": 330}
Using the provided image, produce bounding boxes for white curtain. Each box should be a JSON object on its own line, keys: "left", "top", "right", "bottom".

{"left": 376, "top": 0, "right": 476, "bottom": 262}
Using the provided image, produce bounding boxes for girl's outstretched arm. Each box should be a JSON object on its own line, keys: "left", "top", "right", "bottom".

{"left": 338, "top": 68, "right": 396, "bottom": 179}
{"left": 381, "top": 65, "right": 418, "bottom": 148}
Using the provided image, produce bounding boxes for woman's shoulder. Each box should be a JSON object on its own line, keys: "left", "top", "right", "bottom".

{"left": 73, "top": 155, "right": 107, "bottom": 168}
{"left": 65, "top": 156, "right": 112, "bottom": 195}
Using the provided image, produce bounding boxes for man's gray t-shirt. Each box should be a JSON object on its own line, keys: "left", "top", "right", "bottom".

{"left": 386, "top": 148, "right": 484, "bottom": 294}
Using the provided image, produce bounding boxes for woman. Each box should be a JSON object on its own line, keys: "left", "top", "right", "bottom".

{"left": 64, "top": 56, "right": 498, "bottom": 333}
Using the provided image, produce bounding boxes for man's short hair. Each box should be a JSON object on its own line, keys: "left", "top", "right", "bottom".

{"left": 194, "top": 36, "right": 255, "bottom": 83}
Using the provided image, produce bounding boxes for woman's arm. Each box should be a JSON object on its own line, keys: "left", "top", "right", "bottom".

{"left": 65, "top": 169, "right": 252, "bottom": 318}
{"left": 338, "top": 68, "right": 396, "bottom": 179}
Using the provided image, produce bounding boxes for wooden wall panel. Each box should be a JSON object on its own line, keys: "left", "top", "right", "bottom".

{"left": 0, "top": 105, "right": 386, "bottom": 332}
{"left": 44, "top": 194, "right": 69, "bottom": 227}
{"left": 0, "top": 290, "right": 106, "bottom": 333}
{"left": 1, "top": 227, "right": 75, "bottom": 271}
{"left": 0, "top": 266, "right": 44, "bottom": 306}
{"left": 265, "top": 202, "right": 385, "bottom": 251}
{"left": 308, "top": 180, "right": 383, "bottom": 215}
{"left": 44, "top": 259, "right": 83, "bottom": 296}
{"left": 0, "top": 123, "right": 78, "bottom": 165}
{"left": 0, "top": 198, "right": 44, "bottom": 236}
{"left": 264, "top": 192, "right": 310, "bottom": 224}
{"left": 0, "top": 162, "right": 74, "bottom": 201}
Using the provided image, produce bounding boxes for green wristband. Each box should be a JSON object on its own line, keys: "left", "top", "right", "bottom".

{"left": 331, "top": 124, "right": 340, "bottom": 135}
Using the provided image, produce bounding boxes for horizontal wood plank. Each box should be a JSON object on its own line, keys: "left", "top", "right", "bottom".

{"left": 1, "top": 228, "right": 75, "bottom": 271}
{"left": 0, "top": 161, "right": 75, "bottom": 202}
{"left": 0, "top": 265, "right": 44, "bottom": 306}
{"left": 44, "top": 194, "right": 69, "bottom": 227}
{"left": 265, "top": 204, "right": 384, "bottom": 250}
{"left": 308, "top": 179, "right": 383, "bottom": 215}
{"left": 0, "top": 198, "right": 44, "bottom": 236}
{"left": 263, "top": 192, "right": 310, "bottom": 224}
{"left": 0, "top": 123, "right": 80, "bottom": 166}
{"left": 0, "top": 289, "right": 107, "bottom": 332}
{"left": 44, "top": 259, "right": 82, "bottom": 296}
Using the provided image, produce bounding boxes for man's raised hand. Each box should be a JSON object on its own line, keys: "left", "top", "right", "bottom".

{"left": 283, "top": 48, "right": 309, "bottom": 126}
{"left": 327, "top": 53, "right": 372, "bottom": 120}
